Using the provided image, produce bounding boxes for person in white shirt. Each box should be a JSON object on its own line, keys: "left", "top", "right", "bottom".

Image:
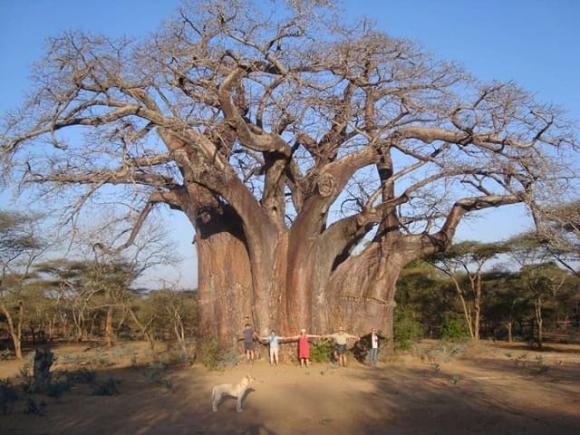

{"left": 362, "top": 328, "right": 386, "bottom": 367}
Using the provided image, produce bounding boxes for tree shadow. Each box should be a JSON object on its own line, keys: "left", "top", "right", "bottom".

{"left": 0, "top": 365, "right": 278, "bottom": 435}
{"left": 492, "top": 341, "right": 580, "bottom": 354}
{"left": 352, "top": 364, "right": 580, "bottom": 434}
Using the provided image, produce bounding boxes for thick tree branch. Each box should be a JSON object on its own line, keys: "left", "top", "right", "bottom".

{"left": 425, "top": 194, "right": 525, "bottom": 254}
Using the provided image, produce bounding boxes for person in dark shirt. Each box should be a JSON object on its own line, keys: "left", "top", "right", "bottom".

{"left": 240, "top": 324, "right": 259, "bottom": 363}
{"left": 360, "top": 328, "right": 386, "bottom": 367}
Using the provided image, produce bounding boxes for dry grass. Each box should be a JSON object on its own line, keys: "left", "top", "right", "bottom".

{"left": 1, "top": 340, "right": 579, "bottom": 434}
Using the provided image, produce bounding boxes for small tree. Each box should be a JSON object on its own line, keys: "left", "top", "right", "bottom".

{"left": 427, "top": 241, "right": 507, "bottom": 341}
{"left": 484, "top": 270, "right": 530, "bottom": 342}
{"left": 149, "top": 290, "right": 197, "bottom": 355}
{"left": 519, "top": 262, "right": 568, "bottom": 348}
{"left": 0, "top": 211, "right": 46, "bottom": 359}
{"left": 507, "top": 234, "right": 573, "bottom": 347}
{"left": 531, "top": 201, "right": 579, "bottom": 274}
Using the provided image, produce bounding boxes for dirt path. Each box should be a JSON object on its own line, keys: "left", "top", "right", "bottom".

{"left": 1, "top": 342, "right": 579, "bottom": 434}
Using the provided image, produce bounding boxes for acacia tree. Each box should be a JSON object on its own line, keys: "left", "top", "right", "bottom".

{"left": 529, "top": 201, "right": 579, "bottom": 274}
{"left": 484, "top": 271, "right": 530, "bottom": 342}
{"left": 507, "top": 234, "right": 573, "bottom": 347}
{"left": 519, "top": 263, "right": 568, "bottom": 348}
{"left": 0, "top": 211, "right": 45, "bottom": 358}
{"left": 427, "top": 241, "right": 507, "bottom": 340}
{"left": 34, "top": 215, "right": 175, "bottom": 345}
{"left": 1, "top": 0, "right": 577, "bottom": 343}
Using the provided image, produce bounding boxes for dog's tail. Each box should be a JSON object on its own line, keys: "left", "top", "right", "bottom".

{"left": 210, "top": 386, "right": 216, "bottom": 406}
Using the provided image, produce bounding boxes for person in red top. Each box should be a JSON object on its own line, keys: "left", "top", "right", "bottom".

{"left": 288, "top": 329, "right": 320, "bottom": 367}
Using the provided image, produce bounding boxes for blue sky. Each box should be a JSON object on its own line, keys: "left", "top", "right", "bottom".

{"left": 1, "top": 0, "right": 578, "bottom": 288}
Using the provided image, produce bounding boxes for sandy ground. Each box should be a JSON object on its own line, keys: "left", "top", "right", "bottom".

{"left": 1, "top": 341, "right": 579, "bottom": 435}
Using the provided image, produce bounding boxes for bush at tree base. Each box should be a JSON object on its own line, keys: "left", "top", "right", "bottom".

{"left": 310, "top": 340, "right": 335, "bottom": 363}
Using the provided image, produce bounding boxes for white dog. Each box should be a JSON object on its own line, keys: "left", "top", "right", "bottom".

{"left": 211, "top": 375, "right": 255, "bottom": 412}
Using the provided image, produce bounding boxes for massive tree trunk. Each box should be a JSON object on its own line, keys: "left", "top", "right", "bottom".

{"left": 326, "top": 241, "right": 409, "bottom": 339}
{"left": 178, "top": 187, "right": 255, "bottom": 345}
{"left": 196, "top": 228, "right": 253, "bottom": 344}
{"left": 190, "top": 199, "right": 432, "bottom": 347}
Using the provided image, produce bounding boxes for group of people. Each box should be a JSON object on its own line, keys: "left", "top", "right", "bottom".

{"left": 241, "top": 324, "right": 385, "bottom": 368}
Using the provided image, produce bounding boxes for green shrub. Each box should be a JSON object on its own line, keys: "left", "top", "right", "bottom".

{"left": 220, "top": 350, "right": 239, "bottom": 369}
{"left": 143, "top": 362, "right": 166, "bottom": 384}
{"left": 44, "top": 380, "right": 72, "bottom": 398}
{"left": 161, "top": 379, "right": 173, "bottom": 391}
{"left": 197, "top": 338, "right": 225, "bottom": 370}
{"left": 142, "top": 362, "right": 174, "bottom": 391}
{"left": 94, "top": 353, "right": 113, "bottom": 368}
{"left": 59, "top": 352, "right": 81, "bottom": 366}
{"left": 0, "top": 379, "right": 19, "bottom": 414}
{"left": 24, "top": 396, "right": 46, "bottom": 416}
{"left": 111, "top": 346, "right": 132, "bottom": 360}
{"left": 18, "top": 364, "right": 33, "bottom": 394}
{"left": 91, "top": 377, "right": 121, "bottom": 396}
{"left": 0, "top": 349, "right": 13, "bottom": 361}
{"left": 394, "top": 308, "right": 423, "bottom": 350}
{"left": 310, "top": 340, "right": 334, "bottom": 363}
{"left": 440, "top": 317, "right": 469, "bottom": 342}
{"left": 130, "top": 352, "right": 138, "bottom": 369}
{"left": 64, "top": 368, "right": 97, "bottom": 384}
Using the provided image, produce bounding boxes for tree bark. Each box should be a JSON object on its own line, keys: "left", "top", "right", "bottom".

{"left": 104, "top": 306, "right": 114, "bottom": 348}
{"left": 325, "top": 242, "right": 407, "bottom": 340}
{"left": 535, "top": 298, "right": 543, "bottom": 348}
{"left": 473, "top": 294, "right": 481, "bottom": 341}
{"left": 180, "top": 193, "right": 255, "bottom": 344}
{"left": 0, "top": 301, "right": 23, "bottom": 359}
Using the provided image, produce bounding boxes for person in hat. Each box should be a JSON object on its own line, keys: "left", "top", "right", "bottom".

{"left": 325, "top": 326, "right": 360, "bottom": 367}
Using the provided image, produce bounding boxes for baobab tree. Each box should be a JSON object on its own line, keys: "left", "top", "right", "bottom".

{"left": 1, "top": 0, "right": 577, "bottom": 345}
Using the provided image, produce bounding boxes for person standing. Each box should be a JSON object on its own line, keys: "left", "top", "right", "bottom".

{"left": 288, "top": 329, "right": 320, "bottom": 367}
{"left": 326, "top": 326, "right": 360, "bottom": 367}
{"left": 240, "top": 324, "right": 258, "bottom": 363}
{"left": 365, "top": 328, "right": 386, "bottom": 367}
{"left": 262, "top": 330, "right": 282, "bottom": 366}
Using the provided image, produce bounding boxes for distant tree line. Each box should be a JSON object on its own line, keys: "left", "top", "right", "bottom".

{"left": 397, "top": 238, "right": 579, "bottom": 348}
{"left": 0, "top": 210, "right": 197, "bottom": 360}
